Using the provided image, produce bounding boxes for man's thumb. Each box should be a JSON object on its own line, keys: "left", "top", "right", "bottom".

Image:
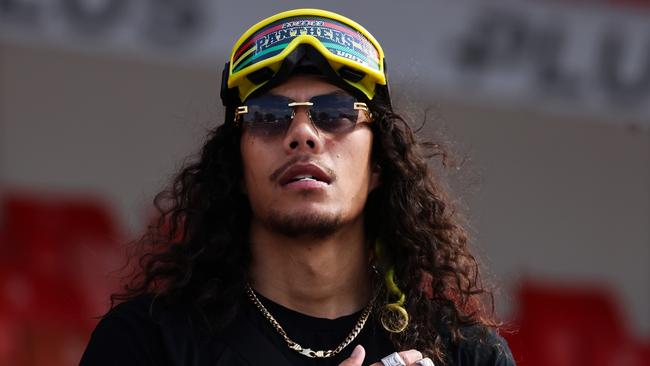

{"left": 339, "top": 345, "right": 366, "bottom": 366}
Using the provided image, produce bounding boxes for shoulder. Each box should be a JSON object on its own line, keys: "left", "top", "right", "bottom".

{"left": 445, "top": 326, "right": 516, "bottom": 366}
{"left": 80, "top": 296, "right": 168, "bottom": 365}
{"left": 93, "top": 295, "right": 179, "bottom": 340}
{"left": 99, "top": 295, "right": 159, "bottom": 326}
{"left": 80, "top": 296, "right": 249, "bottom": 366}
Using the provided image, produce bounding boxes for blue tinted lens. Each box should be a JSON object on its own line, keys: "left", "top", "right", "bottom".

{"left": 309, "top": 94, "right": 360, "bottom": 133}
{"left": 242, "top": 95, "right": 293, "bottom": 136}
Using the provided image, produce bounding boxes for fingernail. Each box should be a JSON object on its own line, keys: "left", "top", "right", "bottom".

{"left": 351, "top": 344, "right": 363, "bottom": 358}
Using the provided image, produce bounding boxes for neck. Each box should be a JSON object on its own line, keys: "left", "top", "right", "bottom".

{"left": 248, "top": 217, "right": 372, "bottom": 319}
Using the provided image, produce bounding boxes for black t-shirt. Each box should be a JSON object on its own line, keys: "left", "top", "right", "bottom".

{"left": 80, "top": 295, "right": 515, "bottom": 366}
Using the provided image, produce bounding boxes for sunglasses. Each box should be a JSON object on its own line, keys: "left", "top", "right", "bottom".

{"left": 234, "top": 93, "right": 372, "bottom": 137}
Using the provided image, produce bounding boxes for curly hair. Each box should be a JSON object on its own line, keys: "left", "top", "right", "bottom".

{"left": 112, "top": 101, "right": 497, "bottom": 365}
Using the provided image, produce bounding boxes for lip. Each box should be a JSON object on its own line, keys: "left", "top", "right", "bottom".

{"left": 278, "top": 163, "right": 333, "bottom": 186}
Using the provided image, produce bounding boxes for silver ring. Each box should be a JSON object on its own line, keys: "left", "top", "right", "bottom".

{"left": 415, "top": 357, "right": 435, "bottom": 366}
{"left": 381, "top": 352, "right": 406, "bottom": 366}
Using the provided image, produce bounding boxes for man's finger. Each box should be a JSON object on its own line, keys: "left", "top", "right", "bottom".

{"left": 369, "top": 350, "right": 425, "bottom": 366}
{"left": 338, "top": 345, "right": 366, "bottom": 366}
{"left": 399, "top": 349, "right": 423, "bottom": 365}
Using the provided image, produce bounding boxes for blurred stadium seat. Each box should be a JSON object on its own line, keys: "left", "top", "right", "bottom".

{"left": 0, "top": 191, "right": 123, "bottom": 366}
{"left": 504, "top": 280, "right": 650, "bottom": 366}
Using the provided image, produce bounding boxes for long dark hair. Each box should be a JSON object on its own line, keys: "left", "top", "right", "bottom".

{"left": 113, "top": 101, "right": 498, "bottom": 364}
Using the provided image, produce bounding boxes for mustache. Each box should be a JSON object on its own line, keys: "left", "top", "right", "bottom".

{"left": 269, "top": 155, "right": 336, "bottom": 183}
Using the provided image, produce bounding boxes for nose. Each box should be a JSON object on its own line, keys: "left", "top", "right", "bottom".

{"left": 283, "top": 107, "right": 323, "bottom": 153}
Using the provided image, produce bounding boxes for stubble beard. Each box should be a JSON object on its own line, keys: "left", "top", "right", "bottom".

{"left": 266, "top": 208, "right": 343, "bottom": 239}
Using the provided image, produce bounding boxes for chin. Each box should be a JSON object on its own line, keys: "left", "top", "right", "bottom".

{"left": 266, "top": 208, "right": 343, "bottom": 239}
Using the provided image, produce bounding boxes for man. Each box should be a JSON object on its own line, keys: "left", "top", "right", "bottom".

{"left": 81, "top": 9, "right": 515, "bottom": 366}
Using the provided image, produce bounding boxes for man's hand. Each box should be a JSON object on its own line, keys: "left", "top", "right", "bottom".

{"left": 338, "top": 345, "right": 426, "bottom": 366}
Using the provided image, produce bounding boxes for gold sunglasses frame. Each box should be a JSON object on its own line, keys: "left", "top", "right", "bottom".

{"left": 234, "top": 101, "right": 372, "bottom": 126}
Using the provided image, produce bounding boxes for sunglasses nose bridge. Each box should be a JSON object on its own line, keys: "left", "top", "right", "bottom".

{"left": 288, "top": 102, "right": 319, "bottom": 134}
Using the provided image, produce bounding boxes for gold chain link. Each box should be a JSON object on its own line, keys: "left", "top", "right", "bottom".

{"left": 246, "top": 285, "right": 374, "bottom": 358}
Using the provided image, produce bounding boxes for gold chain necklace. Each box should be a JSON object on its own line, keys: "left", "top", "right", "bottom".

{"left": 246, "top": 285, "right": 374, "bottom": 358}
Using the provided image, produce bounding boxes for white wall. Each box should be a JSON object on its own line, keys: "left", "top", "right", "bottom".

{"left": 0, "top": 42, "right": 218, "bottom": 229}
{"left": 430, "top": 98, "right": 649, "bottom": 336}
{"left": 1, "top": 41, "right": 648, "bottom": 337}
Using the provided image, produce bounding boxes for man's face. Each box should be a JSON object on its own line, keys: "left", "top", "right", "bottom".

{"left": 240, "top": 74, "right": 380, "bottom": 238}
